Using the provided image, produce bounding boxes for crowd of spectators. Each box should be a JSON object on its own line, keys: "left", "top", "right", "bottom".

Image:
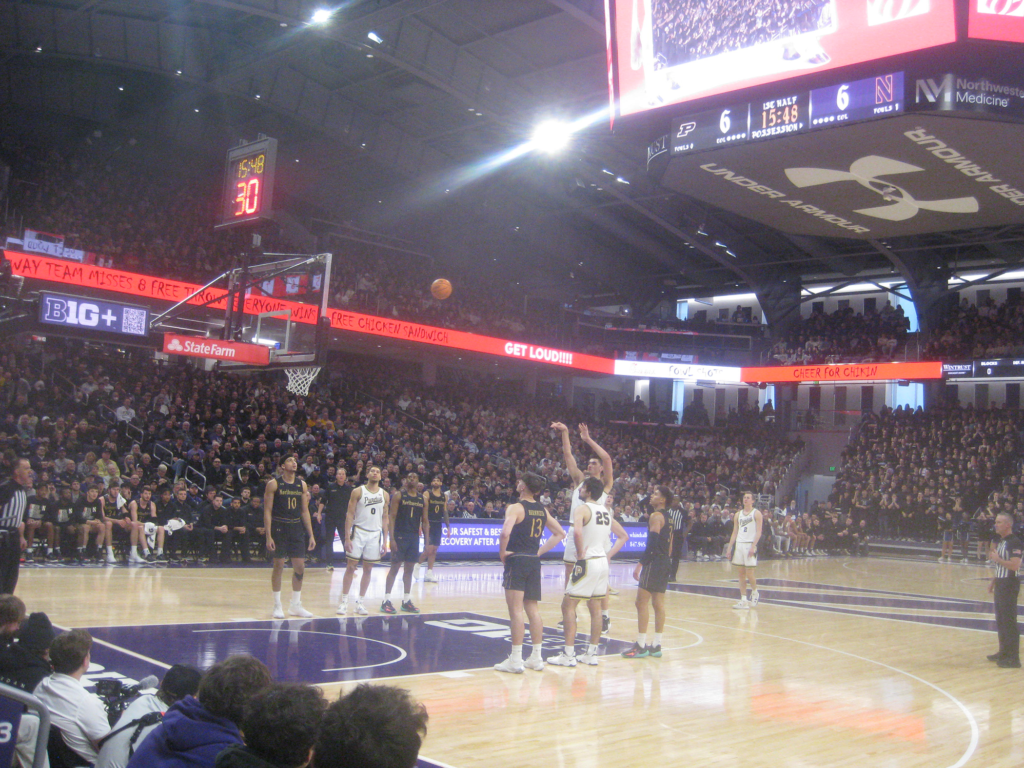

{"left": 768, "top": 304, "right": 910, "bottom": 365}
{"left": 827, "top": 404, "right": 1024, "bottom": 558}
{"left": 0, "top": 334, "right": 801, "bottom": 566}
{"left": 651, "top": 0, "right": 833, "bottom": 68}
{"left": 921, "top": 295, "right": 1024, "bottom": 361}
{"left": 0, "top": 593, "right": 428, "bottom": 768}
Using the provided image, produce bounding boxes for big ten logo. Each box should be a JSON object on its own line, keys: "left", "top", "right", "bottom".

{"left": 424, "top": 618, "right": 563, "bottom": 648}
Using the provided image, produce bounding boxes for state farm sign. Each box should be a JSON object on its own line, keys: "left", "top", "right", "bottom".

{"left": 162, "top": 334, "right": 270, "bottom": 365}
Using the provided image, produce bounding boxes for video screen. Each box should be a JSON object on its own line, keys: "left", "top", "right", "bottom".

{"left": 613, "top": 0, "right": 957, "bottom": 116}
{"left": 969, "top": 0, "right": 1024, "bottom": 43}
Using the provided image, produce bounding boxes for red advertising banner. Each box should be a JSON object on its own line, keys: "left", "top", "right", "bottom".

{"left": 326, "top": 308, "right": 617, "bottom": 374}
{"left": 5, "top": 250, "right": 319, "bottom": 325}
{"left": 741, "top": 361, "right": 943, "bottom": 383}
{"left": 969, "top": 0, "right": 1024, "bottom": 43}
{"left": 162, "top": 334, "right": 271, "bottom": 365}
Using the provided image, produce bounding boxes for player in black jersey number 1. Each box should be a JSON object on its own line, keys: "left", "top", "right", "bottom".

{"left": 382, "top": 473, "right": 429, "bottom": 614}
{"left": 494, "top": 472, "right": 565, "bottom": 674}
{"left": 264, "top": 455, "right": 317, "bottom": 619}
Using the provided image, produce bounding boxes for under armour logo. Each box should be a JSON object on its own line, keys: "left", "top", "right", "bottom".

{"left": 167, "top": 338, "right": 184, "bottom": 351}
{"left": 784, "top": 155, "right": 979, "bottom": 222}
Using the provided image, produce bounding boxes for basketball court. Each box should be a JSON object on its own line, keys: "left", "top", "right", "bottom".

{"left": 18, "top": 556, "right": 1016, "bottom": 767}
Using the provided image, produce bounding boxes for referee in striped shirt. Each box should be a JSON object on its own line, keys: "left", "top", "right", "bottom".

{"left": 0, "top": 458, "right": 31, "bottom": 594}
{"left": 987, "top": 512, "right": 1023, "bottom": 668}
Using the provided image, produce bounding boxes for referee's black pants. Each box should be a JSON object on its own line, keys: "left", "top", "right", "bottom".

{"left": 995, "top": 578, "right": 1020, "bottom": 662}
{"left": 323, "top": 516, "right": 343, "bottom": 566}
{"left": 0, "top": 529, "right": 21, "bottom": 594}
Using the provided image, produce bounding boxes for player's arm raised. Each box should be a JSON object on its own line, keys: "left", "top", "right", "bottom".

{"left": 537, "top": 511, "right": 565, "bottom": 558}
{"left": 345, "top": 486, "right": 361, "bottom": 551}
{"left": 264, "top": 478, "right": 278, "bottom": 552}
{"left": 551, "top": 422, "right": 583, "bottom": 485}
{"left": 579, "top": 423, "right": 614, "bottom": 492}
{"left": 300, "top": 479, "right": 315, "bottom": 551}
{"left": 498, "top": 503, "right": 522, "bottom": 565}
{"left": 609, "top": 517, "right": 629, "bottom": 559}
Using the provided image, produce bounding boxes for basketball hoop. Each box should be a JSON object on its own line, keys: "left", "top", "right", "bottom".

{"left": 284, "top": 366, "right": 322, "bottom": 396}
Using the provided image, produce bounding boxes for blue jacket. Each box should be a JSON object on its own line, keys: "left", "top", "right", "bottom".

{"left": 126, "top": 695, "right": 242, "bottom": 768}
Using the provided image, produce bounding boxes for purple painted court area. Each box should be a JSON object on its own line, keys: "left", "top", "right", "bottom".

{"left": 86, "top": 612, "right": 633, "bottom": 686}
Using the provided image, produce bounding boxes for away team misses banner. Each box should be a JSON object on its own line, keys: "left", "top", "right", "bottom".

{"left": 5, "top": 251, "right": 319, "bottom": 325}
{"left": 969, "top": 0, "right": 1024, "bottom": 42}
{"left": 611, "top": 0, "right": 956, "bottom": 117}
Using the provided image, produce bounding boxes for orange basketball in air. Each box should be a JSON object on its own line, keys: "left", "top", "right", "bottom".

{"left": 431, "top": 278, "right": 453, "bottom": 300}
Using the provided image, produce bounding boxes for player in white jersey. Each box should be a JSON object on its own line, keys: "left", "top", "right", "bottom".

{"left": 549, "top": 477, "right": 628, "bottom": 667}
{"left": 338, "top": 466, "right": 389, "bottom": 616}
{"left": 725, "top": 491, "right": 763, "bottom": 610}
{"left": 552, "top": 422, "right": 615, "bottom": 633}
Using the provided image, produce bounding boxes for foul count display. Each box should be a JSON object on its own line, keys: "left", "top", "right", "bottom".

{"left": 216, "top": 137, "right": 278, "bottom": 229}
{"left": 672, "top": 71, "right": 903, "bottom": 156}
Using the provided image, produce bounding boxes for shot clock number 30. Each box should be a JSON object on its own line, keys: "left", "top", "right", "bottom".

{"left": 216, "top": 137, "right": 278, "bottom": 229}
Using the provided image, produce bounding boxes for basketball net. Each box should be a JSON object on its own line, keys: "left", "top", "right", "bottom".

{"left": 284, "top": 366, "right": 322, "bottom": 396}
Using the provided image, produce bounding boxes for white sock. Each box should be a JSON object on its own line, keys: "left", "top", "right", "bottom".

{"left": 510, "top": 645, "right": 523, "bottom": 663}
{"left": 427, "top": 569, "right": 433, "bottom": 576}
{"left": 130, "top": 546, "right": 138, "bottom": 557}
{"left": 291, "top": 591, "right": 301, "bottom": 606}
{"left": 637, "top": 633, "right": 647, "bottom": 647}
{"left": 529, "top": 644, "right": 542, "bottom": 659}
{"left": 273, "top": 591, "right": 282, "bottom": 608}
{"left": 602, "top": 610, "right": 610, "bottom": 618}
{"left": 157, "top": 548, "right": 163, "bottom": 555}
{"left": 587, "top": 644, "right": 598, "bottom": 656}
{"left": 564, "top": 644, "right": 576, "bottom": 657}
{"left": 106, "top": 546, "right": 114, "bottom": 556}
{"left": 653, "top": 633, "right": 662, "bottom": 647}
{"left": 403, "top": 593, "right": 411, "bottom": 602}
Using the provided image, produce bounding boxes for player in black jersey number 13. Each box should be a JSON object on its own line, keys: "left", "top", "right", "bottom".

{"left": 494, "top": 472, "right": 564, "bottom": 674}
{"left": 264, "top": 455, "right": 317, "bottom": 619}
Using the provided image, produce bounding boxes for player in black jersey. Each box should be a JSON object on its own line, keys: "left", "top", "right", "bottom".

{"left": 72, "top": 485, "right": 108, "bottom": 564}
{"left": 321, "top": 467, "right": 352, "bottom": 571}
{"left": 264, "top": 455, "right": 316, "bottom": 619}
{"left": 382, "top": 473, "right": 429, "bottom": 614}
{"left": 417, "top": 475, "right": 449, "bottom": 583}
{"left": 623, "top": 486, "right": 674, "bottom": 659}
{"left": 494, "top": 472, "right": 564, "bottom": 674}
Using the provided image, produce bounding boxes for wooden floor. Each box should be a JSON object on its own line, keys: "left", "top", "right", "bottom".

{"left": 18, "top": 556, "right": 1020, "bottom": 768}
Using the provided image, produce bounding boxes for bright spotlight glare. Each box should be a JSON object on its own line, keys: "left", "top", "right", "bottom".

{"left": 311, "top": 8, "right": 332, "bottom": 24}
{"left": 367, "top": 31, "right": 383, "bottom": 44}
{"left": 531, "top": 120, "right": 572, "bottom": 153}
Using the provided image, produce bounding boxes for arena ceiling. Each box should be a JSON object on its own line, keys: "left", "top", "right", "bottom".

{"left": 2, "top": 0, "right": 1024, "bottom": 315}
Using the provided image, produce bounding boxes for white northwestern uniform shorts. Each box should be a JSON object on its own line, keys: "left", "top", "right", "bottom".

{"left": 731, "top": 544, "right": 758, "bottom": 568}
{"left": 563, "top": 535, "right": 577, "bottom": 563}
{"left": 348, "top": 527, "right": 383, "bottom": 562}
{"left": 565, "top": 556, "right": 609, "bottom": 599}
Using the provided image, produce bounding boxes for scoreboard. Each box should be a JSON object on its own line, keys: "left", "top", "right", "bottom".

{"left": 216, "top": 137, "right": 278, "bottom": 230}
{"left": 672, "top": 72, "right": 903, "bottom": 156}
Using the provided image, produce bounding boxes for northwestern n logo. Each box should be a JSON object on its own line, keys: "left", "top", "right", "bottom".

{"left": 784, "top": 155, "right": 979, "bottom": 221}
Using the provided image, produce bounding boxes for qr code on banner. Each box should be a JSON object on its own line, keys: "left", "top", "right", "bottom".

{"left": 120, "top": 308, "right": 148, "bottom": 336}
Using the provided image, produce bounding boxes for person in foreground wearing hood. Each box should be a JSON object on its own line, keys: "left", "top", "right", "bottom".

{"left": 214, "top": 683, "right": 325, "bottom": 768}
{"left": 126, "top": 655, "right": 271, "bottom": 768}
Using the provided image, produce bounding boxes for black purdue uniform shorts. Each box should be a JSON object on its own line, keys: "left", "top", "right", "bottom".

{"left": 638, "top": 556, "right": 671, "bottom": 594}
{"left": 502, "top": 554, "right": 541, "bottom": 601}
{"left": 271, "top": 519, "right": 306, "bottom": 559}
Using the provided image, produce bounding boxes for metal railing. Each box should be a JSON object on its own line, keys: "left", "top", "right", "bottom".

{"left": 0, "top": 682, "right": 50, "bottom": 768}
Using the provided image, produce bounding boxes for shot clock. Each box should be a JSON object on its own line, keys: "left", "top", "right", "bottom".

{"left": 216, "top": 137, "right": 278, "bottom": 229}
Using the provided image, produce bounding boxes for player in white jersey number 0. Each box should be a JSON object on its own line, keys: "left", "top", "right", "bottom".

{"left": 725, "top": 491, "right": 763, "bottom": 610}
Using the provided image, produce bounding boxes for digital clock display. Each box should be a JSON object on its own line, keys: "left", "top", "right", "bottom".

{"left": 216, "top": 137, "right": 277, "bottom": 230}
{"left": 751, "top": 94, "right": 805, "bottom": 140}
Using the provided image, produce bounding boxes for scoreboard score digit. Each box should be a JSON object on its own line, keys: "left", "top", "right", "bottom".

{"left": 216, "top": 137, "right": 278, "bottom": 230}
{"left": 671, "top": 103, "right": 751, "bottom": 155}
{"left": 810, "top": 72, "right": 904, "bottom": 128}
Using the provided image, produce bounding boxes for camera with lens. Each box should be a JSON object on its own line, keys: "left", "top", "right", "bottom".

{"left": 95, "top": 677, "right": 157, "bottom": 725}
